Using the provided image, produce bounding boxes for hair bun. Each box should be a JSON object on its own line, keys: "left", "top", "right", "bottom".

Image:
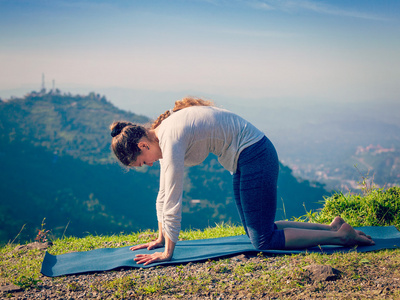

{"left": 110, "top": 122, "right": 129, "bottom": 137}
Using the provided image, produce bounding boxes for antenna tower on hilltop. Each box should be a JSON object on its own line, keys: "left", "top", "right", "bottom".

{"left": 41, "top": 73, "right": 46, "bottom": 93}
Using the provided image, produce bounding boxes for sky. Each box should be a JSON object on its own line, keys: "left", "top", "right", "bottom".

{"left": 0, "top": 0, "right": 399, "bottom": 108}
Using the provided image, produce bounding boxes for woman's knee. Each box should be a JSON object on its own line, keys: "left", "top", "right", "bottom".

{"left": 250, "top": 238, "right": 267, "bottom": 250}
{"left": 249, "top": 229, "right": 286, "bottom": 250}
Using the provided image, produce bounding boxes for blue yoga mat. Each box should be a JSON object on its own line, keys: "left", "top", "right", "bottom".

{"left": 41, "top": 226, "right": 400, "bottom": 277}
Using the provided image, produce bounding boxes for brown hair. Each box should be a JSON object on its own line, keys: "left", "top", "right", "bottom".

{"left": 109, "top": 121, "right": 148, "bottom": 166}
{"left": 151, "top": 97, "right": 213, "bottom": 129}
{"left": 110, "top": 97, "right": 213, "bottom": 166}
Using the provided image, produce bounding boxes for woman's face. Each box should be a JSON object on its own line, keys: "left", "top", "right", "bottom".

{"left": 131, "top": 139, "right": 162, "bottom": 168}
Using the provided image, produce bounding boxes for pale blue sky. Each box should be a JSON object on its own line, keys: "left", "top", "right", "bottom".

{"left": 1, "top": 0, "right": 399, "bottom": 103}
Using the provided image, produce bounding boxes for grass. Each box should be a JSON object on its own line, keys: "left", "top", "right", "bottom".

{"left": 1, "top": 186, "right": 400, "bottom": 299}
{"left": 294, "top": 186, "right": 400, "bottom": 227}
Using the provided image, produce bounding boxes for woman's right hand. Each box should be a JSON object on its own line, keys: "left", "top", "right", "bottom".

{"left": 130, "top": 239, "right": 165, "bottom": 251}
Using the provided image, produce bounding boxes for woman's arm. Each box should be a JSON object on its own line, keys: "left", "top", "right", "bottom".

{"left": 159, "top": 141, "right": 185, "bottom": 245}
{"left": 129, "top": 222, "right": 165, "bottom": 252}
{"left": 130, "top": 159, "right": 166, "bottom": 253}
{"left": 132, "top": 138, "right": 185, "bottom": 265}
{"left": 156, "top": 160, "right": 165, "bottom": 226}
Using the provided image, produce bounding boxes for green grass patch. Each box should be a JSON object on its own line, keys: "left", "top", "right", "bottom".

{"left": 294, "top": 186, "right": 400, "bottom": 227}
{"left": 1, "top": 185, "right": 400, "bottom": 298}
{"left": 0, "top": 244, "right": 44, "bottom": 289}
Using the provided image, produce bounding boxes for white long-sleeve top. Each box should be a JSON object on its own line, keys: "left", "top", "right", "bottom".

{"left": 155, "top": 106, "right": 264, "bottom": 243}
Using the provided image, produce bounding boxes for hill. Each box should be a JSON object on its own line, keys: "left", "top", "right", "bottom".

{"left": 2, "top": 182, "right": 400, "bottom": 300}
{"left": 0, "top": 91, "right": 328, "bottom": 244}
{"left": 0, "top": 91, "right": 149, "bottom": 163}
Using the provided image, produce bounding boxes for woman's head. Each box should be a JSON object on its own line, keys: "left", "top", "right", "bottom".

{"left": 110, "top": 121, "right": 149, "bottom": 167}
{"left": 110, "top": 96, "right": 213, "bottom": 166}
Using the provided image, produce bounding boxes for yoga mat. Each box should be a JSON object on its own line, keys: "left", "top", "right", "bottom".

{"left": 41, "top": 226, "right": 400, "bottom": 277}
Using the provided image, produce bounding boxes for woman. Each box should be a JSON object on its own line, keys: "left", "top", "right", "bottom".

{"left": 110, "top": 97, "right": 374, "bottom": 266}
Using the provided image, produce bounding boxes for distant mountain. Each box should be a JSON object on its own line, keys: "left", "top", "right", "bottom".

{"left": 336, "top": 146, "right": 400, "bottom": 190}
{"left": 287, "top": 143, "right": 400, "bottom": 191}
{"left": 0, "top": 91, "right": 328, "bottom": 244}
{"left": 0, "top": 91, "right": 149, "bottom": 163}
{"left": 265, "top": 104, "right": 400, "bottom": 191}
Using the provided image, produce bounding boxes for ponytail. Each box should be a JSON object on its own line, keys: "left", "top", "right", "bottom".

{"left": 151, "top": 97, "right": 213, "bottom": 129}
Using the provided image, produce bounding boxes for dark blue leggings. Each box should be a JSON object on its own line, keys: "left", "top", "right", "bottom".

{"left": 233, "top": 136, "right": 286, "bottom": 250}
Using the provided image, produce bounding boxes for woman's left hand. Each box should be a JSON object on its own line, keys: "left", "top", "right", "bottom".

{"left": 130, "top": 239, "right": 164, "bottom": 251}
{"left": 134, "top": 251, "right": 172, "bottom": 266}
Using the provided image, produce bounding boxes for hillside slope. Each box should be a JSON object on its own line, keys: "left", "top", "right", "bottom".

{"left": 0, "top": 91, "right": 327, "bottom": 244}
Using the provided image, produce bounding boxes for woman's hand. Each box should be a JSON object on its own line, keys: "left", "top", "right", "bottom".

{"left": 133, "top": 251, "right": 173, "bottom": 266}
{"left": 131, "top": 223, "right": 176, "bottom": 266}
{"left": 129, "top": 239, "right": 164, "bottom": 251}
{"left": 131, "top": 231, "right": 176, "bottom": 266}
{"left": 130, "top": 239, "right": 171, "bottom": 266}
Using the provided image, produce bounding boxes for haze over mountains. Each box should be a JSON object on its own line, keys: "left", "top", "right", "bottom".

{"left": 107, "top": 88, "right": 400, "bottom": 191}
{"left": 0, "top": 90, "right": 329, "bottom": 245}
{"left": 37, "top": 85, "right": 399, "bottom": 191}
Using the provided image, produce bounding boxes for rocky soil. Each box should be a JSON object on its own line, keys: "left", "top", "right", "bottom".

{"left": 2, "top": 240, "right": 400, "bottom": 299}
{"left": 2, "top": 250, "right": 399, "bottom": 300}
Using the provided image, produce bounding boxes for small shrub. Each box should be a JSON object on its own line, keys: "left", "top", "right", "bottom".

{"left": 307, "top": 186, "right": 400, "bottom": 227}
{"left": 14, "top": 275, "right": 41, "bottom": 289}
{"left": 35, "top": 218, "right": 50, "bottom": 243}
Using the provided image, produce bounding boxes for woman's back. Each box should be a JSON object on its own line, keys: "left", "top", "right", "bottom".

{"left": 156, "top": 106, "right": 264, "bottom": 173}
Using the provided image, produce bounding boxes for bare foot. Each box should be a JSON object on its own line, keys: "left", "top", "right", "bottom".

{"left": 355, "top": 229, "right": 371, "bottom": 239}
{"left": 338, "top": 223, "right": 375, "bottom": 246}
{"left": 330, "top": 216, "right": 372, "bottom": 239}
{"left": 330, "top": 216, "right": 346, "bottom": 231}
